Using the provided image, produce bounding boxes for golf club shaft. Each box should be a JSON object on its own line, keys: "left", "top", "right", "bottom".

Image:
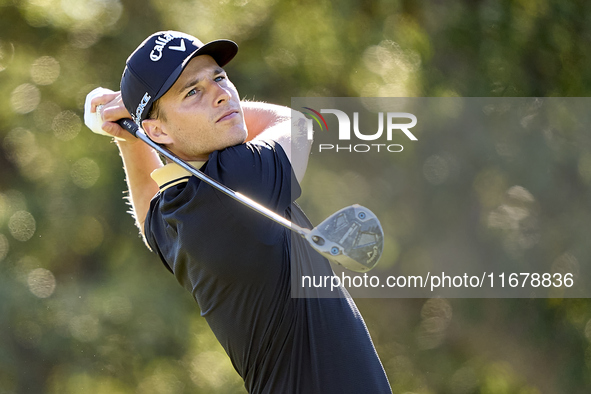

{"left": 117, "top": 118, "right": 309, "bottom": 237}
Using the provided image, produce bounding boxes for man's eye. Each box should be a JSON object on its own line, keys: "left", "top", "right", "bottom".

{"left": 186, "top": 88, "right": 197, "bottom": 97}
{"left": 214, "top": 75, "right": 225, "bottom": 82}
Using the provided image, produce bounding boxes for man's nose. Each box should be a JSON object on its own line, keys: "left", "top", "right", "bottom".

{"left": 211, "top": 82, "right": 231, "bottom": 105}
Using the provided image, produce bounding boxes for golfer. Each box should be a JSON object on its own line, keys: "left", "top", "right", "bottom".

{"left": 88, "top": 30, "right": 391, "bottom": 393}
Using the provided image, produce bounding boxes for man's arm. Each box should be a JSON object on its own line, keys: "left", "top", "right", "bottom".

{"left": 115, "top": 140, "right": 162, "bottom": 239}
{"left": 88, "top": 91, "right": 162, "bottom": 242}
{"left": 242, "top": 101, "right": 311, "bottom": 183}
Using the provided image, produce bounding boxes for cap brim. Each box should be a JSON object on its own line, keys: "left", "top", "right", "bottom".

{"left": 153, "top": 40, "right": 238, "bottom": 103}
{"left": 195, "top": 39, "right": 238, "bottom": 68}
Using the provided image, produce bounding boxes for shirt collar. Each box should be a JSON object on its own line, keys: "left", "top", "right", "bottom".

{"left": 150, "top": 161, "right": 206, "bottom": 192}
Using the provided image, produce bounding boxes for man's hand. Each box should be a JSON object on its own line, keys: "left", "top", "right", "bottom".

{"left": 84, "top": 88, "right": 136, "bottom": 143}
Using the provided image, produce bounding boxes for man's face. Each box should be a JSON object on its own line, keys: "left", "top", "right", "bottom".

{"left": 143, "top": 55, "right": 247, "bottom": 160}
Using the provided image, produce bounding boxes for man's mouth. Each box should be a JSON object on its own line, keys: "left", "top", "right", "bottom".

{"left": 216, "top": 110, "right": 239, "bottom": 123}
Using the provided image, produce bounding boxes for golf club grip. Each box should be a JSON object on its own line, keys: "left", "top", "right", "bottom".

{"left": 117, "top": 118, "right": 140, "bottom": 137}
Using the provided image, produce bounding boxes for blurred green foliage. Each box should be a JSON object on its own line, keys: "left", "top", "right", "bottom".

{"left": 1, "top": 0, "right": 590, "bottom": 393}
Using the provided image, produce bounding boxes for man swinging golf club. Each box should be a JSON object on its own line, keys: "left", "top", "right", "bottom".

{"left": 86, "top": 30, "right": 391, "bottom": 393}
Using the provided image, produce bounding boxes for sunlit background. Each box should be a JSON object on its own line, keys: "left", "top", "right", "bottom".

{"left": 1, "top": 0, "right": 591, "bottom": 393}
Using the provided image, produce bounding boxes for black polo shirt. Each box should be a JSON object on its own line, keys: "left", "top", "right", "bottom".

{"left": 145, "top": 140, "right": 391, "bottom": 393}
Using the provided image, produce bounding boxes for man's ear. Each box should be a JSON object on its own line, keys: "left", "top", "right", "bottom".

{"left": 141, "top": 118, "right": 173, "bottom": 144}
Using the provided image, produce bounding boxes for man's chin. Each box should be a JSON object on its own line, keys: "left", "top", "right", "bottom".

{"left": 221, "top": 132, "right": 248, "bottom": 150}
{"left": 231, "top": 126, "right": 249, "bottom": 144}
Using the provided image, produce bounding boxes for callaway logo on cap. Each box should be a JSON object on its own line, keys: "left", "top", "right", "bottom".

{"left": 120, "top": 31, "right": 238, "bottom": 125}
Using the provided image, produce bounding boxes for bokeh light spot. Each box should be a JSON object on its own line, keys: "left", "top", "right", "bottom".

{"left": 71, "top": 216, "right": 104, "bottom": 254}
{"left": 69, "top": 315, "right": 99, "bottom": 342}
{"left": 27, "top": 268, "right": 56, "bottom": 298}
{"left": 30, "top": 56, "right": 60, "bottom": 85}
{"left": 423, "top": 154, "right": 450, "bottom": 185}
{"left": 8, "top": 211, "right": 36, "bottom": 241}
{"left": 361, "top": 40, "right": 420, "bottom": 97}
{"left": 506, "top": 185, "right": 535, "bottom": 203}
{"left": 61, "top": 0, "right": 101, "bottom": 21}
{"left": 53, "top": 110, "right": 81, "bottom": 141}
{"left": 488, "top": 205, "right": 529, "bottom": 230}
{"left": 190, "top": 351, "right": 236, "bottom": 389}
{"left": 551, "top": 253, "right": 580, "bottom": 278}
{"left": 68, "top": 28, "right": 100, "bottom": 49}
{"left": 0, "top": 234, "right": 9, "bottom": 262}
{"left": 2, "top": 189, "right": 27, "bottom": 214}
{"left": 19, "top": 147, "right": 55, "bottom": 181}
{"left": 10, "top": 83, "right": 41, "bottom": 114}
{"left": 3, "top": 127, "right": 38, "bottom": 167}
{"left": 421, "top": 297, "right": 453, "bottom": 321}
{"left": 14, "top": 255, "right": 41, "bottom": 284}
{"left": 416, "top": 298, "right": 453, "bottom": 349}
{"left": 100, "top": 0, "right": 123, "bottom": 27}
{"left": 70, "top": 158, "right": 100, "bottom": 188}
{"left": 137, "top": 361, "right": 185, "bottom": 394}
{"left": 0, "top": 40, "right": 15, "bottom": 72}
{"left": 0, "top": 193, "right": 7, "bottom": 223}
{"left": 450, "top": 366, "right": 479, "bottom": 394}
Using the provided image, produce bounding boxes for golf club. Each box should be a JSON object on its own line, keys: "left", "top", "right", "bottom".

{"left": 117, "top": 118, "right": 384, "bottom": 272}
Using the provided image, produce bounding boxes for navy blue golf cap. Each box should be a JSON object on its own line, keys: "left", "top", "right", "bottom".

{"left": 120, "top": 31, "right": 238, "bottom": 124}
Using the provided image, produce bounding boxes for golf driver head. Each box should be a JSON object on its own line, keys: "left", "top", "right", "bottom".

{"left": 306, "top": 204, "right": 384, "bottom": 272}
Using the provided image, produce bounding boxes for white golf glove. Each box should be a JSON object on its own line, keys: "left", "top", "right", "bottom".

{"left": 84, "top": 87, "right": 116, "bottom": 137}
